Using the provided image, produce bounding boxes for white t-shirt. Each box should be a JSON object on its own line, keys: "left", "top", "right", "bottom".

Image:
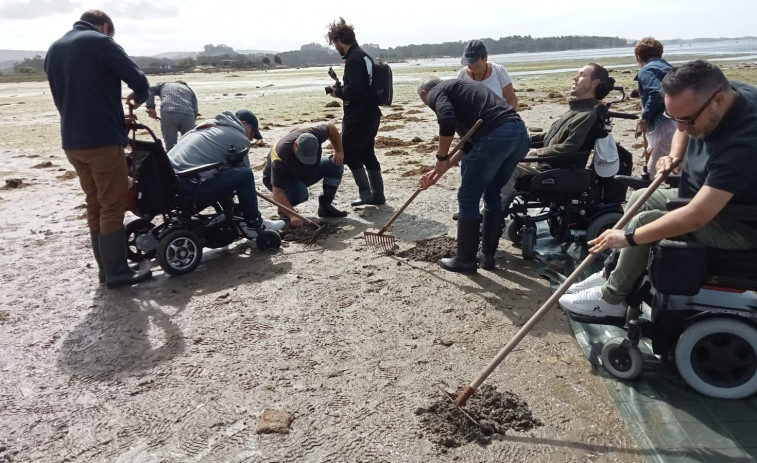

{"left": 457, "top": 63, "right": 513, "bottom": 99}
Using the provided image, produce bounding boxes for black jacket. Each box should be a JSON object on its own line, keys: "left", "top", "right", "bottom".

{"left": 334, "top": 44, "right": 381, "bottom": 125}
{"left": 45, "top": 21, "right": 149, "bottom": 150}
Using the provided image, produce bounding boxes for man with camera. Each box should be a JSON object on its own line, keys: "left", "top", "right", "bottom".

{"left": 326, "top": 17, "right": 385, "bottom": 207}
{"left": 262, "top": 122, "right": 347, "bottom": 227}
{"left": 168, "top": 110, "right": 284, "bottom": 239}
{"left": 560, "top": 61, "right": 757, "bottom": 324}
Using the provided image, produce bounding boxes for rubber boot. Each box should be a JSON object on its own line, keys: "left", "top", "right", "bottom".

{"left": 90, "top": 230, "right": 105, "bottom": 283}
{"left": 440, "top": 218, "right": 480, "bottom": 274}
{"left": 350, "top": 167, "right": 374, "bottom": 206}
{"left": 318, "top": 185, "right": 347, "bottom": 218}
{"left": 99, "top": 228, "right": 152, "bottom": 288}
{"left": 365, "top": 170, "right": 386, "bottom": 205}
{"left": 477, "top": 208, "right": 504, "bottom": 270}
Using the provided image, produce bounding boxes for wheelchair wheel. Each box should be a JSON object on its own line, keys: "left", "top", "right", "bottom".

{"left": 585, "top": 212, "right": 623, "bottom": 243}
{"left": 506, "top": 218, "right": 524, "bottom": 245}
{"left": 256, "top": 230, "right": 282, "bottom": 250}
{"left": 125, "top": 217, "right": 157, "bottom": 262}
{"left": 157, "top": 230, "right": 203, "bottom": 276}
{"left": 521, "top": 226, "right": 536, "bottom": 260}
{"left": 601, "top": 337, "right": 643, "bottom": 380}
{"left": 675, "top": 318, "right": 757, "bottom": 399}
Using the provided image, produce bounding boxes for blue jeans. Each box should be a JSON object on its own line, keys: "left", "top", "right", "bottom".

{"left": 284, "top": 157, "right": 344, "bottom": 206}
{"left": 458, "top": 120, "right": 530, "bottom": 220}
{"left": 179, "top": 166, "right": 261, "bottom": 223}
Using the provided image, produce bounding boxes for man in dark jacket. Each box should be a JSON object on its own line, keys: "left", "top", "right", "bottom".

{"left": 45, "top": 10, "right": 152, "bottom": 288}
{"left": 326, "top": 17, "right": 384, "bottom": 207}
{"left": 418, "top": 77, "right": 530, "bottom": 274}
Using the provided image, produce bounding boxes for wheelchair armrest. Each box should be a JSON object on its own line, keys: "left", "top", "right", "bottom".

{"left": 521, "top": 150, "right": 589, "bottom": 164}
{"left": 176, "top": 162, "right": 225, "bottom": 178}
{"left": 614, "top": 174, "right": 652, "bottom": 190}
{"left": 530, "top": 140, "right": 545, "bottom": 149}
{"left": 666, "top": 198, "right": 757, "bottom": 222}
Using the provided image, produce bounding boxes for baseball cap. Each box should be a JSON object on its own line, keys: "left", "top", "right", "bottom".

{"left": 294, "top": 133, "right": 319, "bottom": 165}
{"left": 235, "top": 110, "right": 263, "bottom": 140}
{"left": 593, "top": 134, "right": 620, "bottom": 178}
{"left": 461, "top": 40, "right": 487, "bottom": 66}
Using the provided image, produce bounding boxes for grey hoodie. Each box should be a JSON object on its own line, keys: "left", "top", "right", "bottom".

{"left": 168, "top": 111, "right": 251, "bottom": 178}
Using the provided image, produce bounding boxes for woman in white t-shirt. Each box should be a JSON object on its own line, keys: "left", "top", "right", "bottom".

{"left": 458, "top": 39, "right": 518, "bottom": 111}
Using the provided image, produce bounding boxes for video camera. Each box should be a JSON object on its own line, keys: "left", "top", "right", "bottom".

{"left": 324, "top": 67, "right": 342, "bottom": 95}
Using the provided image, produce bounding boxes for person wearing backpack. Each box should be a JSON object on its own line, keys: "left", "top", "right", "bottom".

{"left": 326, "top": 17, "right": 385, "bottom": 207}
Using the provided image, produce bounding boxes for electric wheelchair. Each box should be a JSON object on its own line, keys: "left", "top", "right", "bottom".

{"left": 123, "top": 124, "right": 281, "bottom": 276}
{"left": 581, "top": 176, "right": 757, "bottom": 399}
{"left": 505, "top": 87, "right": 639, "bottom": 260}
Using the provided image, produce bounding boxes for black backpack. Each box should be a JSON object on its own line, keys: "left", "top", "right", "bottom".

{"left": 368, "top": 59, "right": 393, "bottom": 106}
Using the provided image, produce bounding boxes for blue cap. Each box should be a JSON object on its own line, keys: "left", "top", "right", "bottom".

{"left": 295, "top": 133, "right": 319, "bottom": 165}
{"left": 235, "top": 110, "right": 263, "bottom": 140}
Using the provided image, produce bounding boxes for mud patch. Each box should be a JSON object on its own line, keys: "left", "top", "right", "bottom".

{"left": 380, "top": 124, "right": 403, "bottom": 132}
{"left": 56, "top": 171, "right": 77, "bottom": 180}
{"left": 279, "top": 221, "right": 334, "bottom": 244}
{"left": 32, "top": 161, "right": 54, "bottom": 168}
{"left": 375, "top": 136, "right": 409, "bottom": 148}
{"left": 401, "top": 165, "right": 432, "bottom": 177}
{"left": 382, "top": 113, "right": 405, "bottom": 122}
{"left": 2, "top": 178, "right": 23, "bottom": 189}
{"left": 416, "top": 385, "right": 542, "bottom": 448}
{"left": 385, "top": 149, "right": 409, "bottom": 157}
{"left": 0, "top": 310, "right": 10, "bottom": 323}
{"left": 397, "top": 236, "right": 456, "bottom": 262}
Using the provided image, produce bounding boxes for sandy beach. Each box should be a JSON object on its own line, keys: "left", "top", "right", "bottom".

{"left": 1, "top": 60, "right": 756, "bottom": 462}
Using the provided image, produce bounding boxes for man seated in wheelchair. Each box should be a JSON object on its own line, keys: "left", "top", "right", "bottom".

{"left": 500, "top": 63, "right": 616, "bottom": 211}
{"left": 560, "top": 60, "right": 757, "bottom": 325}
{"left": 168, "top": 110, "right": 284, "bottom": 238}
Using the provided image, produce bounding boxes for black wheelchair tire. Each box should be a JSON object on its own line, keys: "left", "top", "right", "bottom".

{"left": 157, "top": 230, "right": 203, "bottom": 276}
{"left": 521, "top": 227, "right": 536, "bottom": 260}
{"left": 506, "top": 218, "right": 524, "bottom": 245}
{"left": 601, "top": 337, "right": 644, "bottom": 380}
{"left": 125, "top": 217, "right": 157, "bottom": 262}
{"left": 256, "top": 230, "right": 282, "bottom": 250}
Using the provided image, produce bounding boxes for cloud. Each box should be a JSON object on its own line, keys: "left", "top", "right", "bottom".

{"left": 100, "top": 0, "right": 179, "bottom": 20}
{"left": 0, "top": 0, "right": 78, "bottom": 20}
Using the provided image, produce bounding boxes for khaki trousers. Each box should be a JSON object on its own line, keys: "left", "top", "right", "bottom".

{"left": 65, "top": 145, "right": 128, "bottom": 234}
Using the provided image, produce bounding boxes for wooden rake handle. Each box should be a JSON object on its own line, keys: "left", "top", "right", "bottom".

{"left": 256, "top": 191, "right": 322, "bottom": 229}
{"left": 455, "top": 158, "right": 682, "bottom": 407}
{"left": 375, "top": 119, "right": 485, "bottom": 235}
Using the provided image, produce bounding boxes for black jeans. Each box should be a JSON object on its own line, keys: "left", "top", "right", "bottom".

{"left": 342, "top": 116, "right": 381, "bottom": 171}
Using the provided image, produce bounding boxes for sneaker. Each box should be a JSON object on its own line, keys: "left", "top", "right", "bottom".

{"left": 566, "top": 271, "right": 606, "bottom": 294}
{"left": 262, "top": 218, "right": 285, "bottom": 231}
{"left": 238, "top": 222, "right": 259, "bottom": 239}
{"left": 558, "top": 286, "right": 627, "bottom": 323}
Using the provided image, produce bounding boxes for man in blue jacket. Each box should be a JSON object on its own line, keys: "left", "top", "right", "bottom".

{"left": 45, "top": 10, "right": 152, "bottom": 288}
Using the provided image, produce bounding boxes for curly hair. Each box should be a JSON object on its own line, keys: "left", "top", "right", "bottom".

{"left": 634, "top": 37, "right": 664, "bottom": 63}
{"left": 326, "top": 17, "right": 356, "bottom": 46}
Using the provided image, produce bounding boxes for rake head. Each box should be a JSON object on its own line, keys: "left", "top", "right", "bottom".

{"left": 304, "top": 223, "right": 327, "bottom": 247}
{"left": 363, "top": 230, "right": 397, "bottom": 252}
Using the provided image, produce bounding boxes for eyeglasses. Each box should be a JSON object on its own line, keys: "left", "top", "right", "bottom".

{"left": 664, "top": 88, "right": 722, "bottom": 125}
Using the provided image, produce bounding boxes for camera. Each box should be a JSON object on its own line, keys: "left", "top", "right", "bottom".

{"left": 324, "top": 66, "right": 342, "bottom": 95}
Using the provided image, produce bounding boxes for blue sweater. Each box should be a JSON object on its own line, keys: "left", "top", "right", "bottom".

{"left": 44, "top": 21, "right": 149, "bottom": 150}
{"left": 635, "top": 58, "right": 672, "bottom": 132}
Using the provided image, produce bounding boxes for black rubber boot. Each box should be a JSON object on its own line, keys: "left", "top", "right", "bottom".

{"left": 99, "top": 228, "right": 152, "bottom": 288}
{"left": 365, "top": 169, "right": 386, "bottom": 205}
{"left": 350, "top": 167, "right": 374, "bottom": 206}
{"left": 90, "top": 230, "right": 105, "bottom": 283}
{"left": 440, "top": 218, "right": 480, "bottom": 274}
{"left": 318, "top": 185, "right": 347, "bottom": 218}
{"left": 477, "top": 208, "right": 504, "bottom": 270}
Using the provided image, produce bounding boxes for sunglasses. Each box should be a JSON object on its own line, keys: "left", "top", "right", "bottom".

{"left": 663, "top": 88, "right": 722, "bottom": 125}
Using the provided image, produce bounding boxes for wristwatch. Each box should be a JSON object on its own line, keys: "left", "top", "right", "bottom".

{"left": 436, "top": 153, "right": 449, "bottom": 161}
{"left": 624, "top": 227, "right": 638, "bottom": 246}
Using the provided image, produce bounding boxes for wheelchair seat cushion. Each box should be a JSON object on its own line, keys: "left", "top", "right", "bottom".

{"left": 530, "top": 169, "right": 592, "bottom": 194}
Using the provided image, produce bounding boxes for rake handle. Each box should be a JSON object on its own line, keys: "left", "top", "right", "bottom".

{"left": 373, "top": 119, "right": 484, "bottom": 236}
{"left": 454, "top": 158, "right": 682, "bottom": 407}
{"left": 256, "top": 191, "right": 322, "bottom": 229}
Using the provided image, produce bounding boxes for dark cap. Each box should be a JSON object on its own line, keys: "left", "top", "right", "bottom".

{"left": 461, "top": 39, "right": 487, "bottom": 66}
{"left": 294, "top": 133, "right": 319, "bottom": 165}
{"left": 235, "top": 110, "right": 262, "bottom": 140}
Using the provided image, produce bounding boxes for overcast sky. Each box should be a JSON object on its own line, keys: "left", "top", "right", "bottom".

{"left": 1, "top": 0, "right": 755, "bottom": 56}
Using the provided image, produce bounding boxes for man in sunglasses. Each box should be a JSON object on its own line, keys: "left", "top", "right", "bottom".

{"left": 559, "top": 60, "right": 757, "bottom": 325}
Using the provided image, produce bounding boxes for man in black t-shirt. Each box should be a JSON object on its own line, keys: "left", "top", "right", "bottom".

{"left": 417, "top": 76, "right": 530, "bottom": 274}
{"left": 560, "top": 60, "right": 757, "bottom": 325}
{"left": 262, "top": 122, "right": 347, "bottom": 227}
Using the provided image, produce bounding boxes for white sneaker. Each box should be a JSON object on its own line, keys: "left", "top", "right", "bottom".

{"left": 566, "top": 271, "right": 606, "bottom": 294}
{"left": 262, "top": 218, "right": 285, "bottom": 232}
{"left": 558, "top": 286, "right": 627, "bottom": 321}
